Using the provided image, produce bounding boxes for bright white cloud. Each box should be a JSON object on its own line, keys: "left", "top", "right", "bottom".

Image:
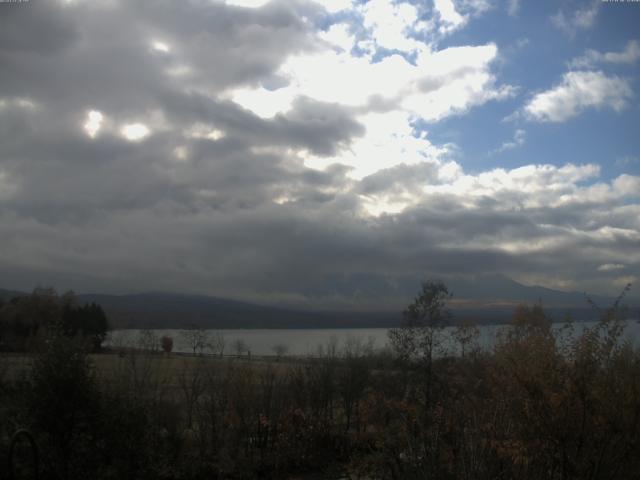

{"left": 121, "top": 123, "right": 150, "bottom": 141}
{"left": 83, "top": 110, "right": 103, "bottom": 138}
{"left": 524, "top": 70, "right": 633, "bottom": 122}
{"left": 231, "top": 42, "right": 511, "bottom": 121}
{"left": 303, "top": 110, "right": 452, "bottom": 178}
{"left": 405, "top": 44, "right": 516, "bottom": 121}
{"left": 319, "top": 23, "right": 355, "bottom": 52}
{"left": 353, "top": 160, "right": 639, "bottom": 216}
{"left": 231, "top": 49, "right": 410, "bottom": 117}
{"left": 316, "top": 0, "right": 352, "bottom": 13}
{"left": 570, "top": 40, "right": 640, "bottom": 69}
{"left": 151, "top": 40, "right": 170, "bottom": 53}
{"left": 434, "top": 0, "right": 467, "bottom": 34}
{"left": 435, "top": 163, "right": 601, "bottom": 203}
{"left": 229, "top": 86, "right": 293, "bottom": 118}
{"left": 361, "top": 0, "right": 425, "bottom": 52}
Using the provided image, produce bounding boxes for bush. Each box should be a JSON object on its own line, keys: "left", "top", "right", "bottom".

{"left": 161, "top": 336, "right": 173, "bottom": 355}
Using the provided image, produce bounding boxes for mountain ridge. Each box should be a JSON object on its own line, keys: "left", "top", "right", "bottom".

{"left": 1, "top": 275, "right": 635, "bottom": 328}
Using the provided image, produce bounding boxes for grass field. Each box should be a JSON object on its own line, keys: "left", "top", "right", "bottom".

{"left": 0, "top": 349, "right": 299, "bottom": 389}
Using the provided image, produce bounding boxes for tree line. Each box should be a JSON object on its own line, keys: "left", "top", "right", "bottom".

{"left": 0, "top": 288, "right": 109, "bottom": 352}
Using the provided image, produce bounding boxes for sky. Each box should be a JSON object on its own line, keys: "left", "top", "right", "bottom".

{"left": 0, "top": 0, "right": 639, "bottom": 309}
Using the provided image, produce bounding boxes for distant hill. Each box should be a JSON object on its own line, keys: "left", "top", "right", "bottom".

{"left": 0, "top": 288, "right": 26, "bottom": 301}
{"left": 0, "top": 277, "right": 635, "bottom": 329}
{"left": 78, "top": 292, "right": 402, "bottom": 329}
{"left": 306, "top": 273, "right": 618, "bottom": 308}
{"left": 0, "top": 289, "right": 401, "bottom": 329}
{"left": 446, "top": 274, "right": 615, "bottom": 308}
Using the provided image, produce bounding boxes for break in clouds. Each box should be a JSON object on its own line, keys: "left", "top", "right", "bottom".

{"left": 0, "top": 0, "right": 638, "bottom": 308}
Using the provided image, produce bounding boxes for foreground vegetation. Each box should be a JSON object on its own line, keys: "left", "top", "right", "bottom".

{"left": 1, "top": 284, "right": 640, "bottom": 479}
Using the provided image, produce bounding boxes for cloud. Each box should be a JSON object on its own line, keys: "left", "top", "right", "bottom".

{"left": 361, "top": 0, "right": 426, "bottom": 52}
{"left": 598, "top": 263, "right": 626, "bottom": 272}
{"left": 315, "top": 0, "right": 353, "bottom": 14}
{"left": 0, "top": 0, "right": 637, "bottom": 307}
{"left": 490, "top": 129, "right": 526, "bottom": 154}
{"left": 507, "top": 0, "right": 520, "bottom": 17}
{"left": 524, "top": 70, "right": 633, "bottom": 122}
{"left": 552, "top": 1, "right": 600, "bottom": 36}
{"left": 230, "top": 11, "right": 515, "bottom": 177}
{"left": 615, "top": 155, "right": 639, "bottom": 168}
{"left": 226, "top": 0, "right": 271, "bottom": 7}
{"left": 457, "top": 0, "right": 493, "bottom": 15}
{"left": 569, "top": 40, "right": 640, "bottom": 69}
{"left": 434, "top": 0, "right": 468, "bottom": 33}
{"left": 613, "top": 174, "right": 640, "bottom": 197}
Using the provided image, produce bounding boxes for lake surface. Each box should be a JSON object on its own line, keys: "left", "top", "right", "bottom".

{"left": 106, "top": 320, "right": 640, "bottom": 357}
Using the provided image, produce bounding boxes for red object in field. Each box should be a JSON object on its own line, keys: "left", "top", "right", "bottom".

{"left": 161, "top": 335, "right": 173, "bottom": 354}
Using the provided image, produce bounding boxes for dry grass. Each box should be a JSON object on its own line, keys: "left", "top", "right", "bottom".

{"left": 1, "top": 350, "right": 296, "bottom": 390}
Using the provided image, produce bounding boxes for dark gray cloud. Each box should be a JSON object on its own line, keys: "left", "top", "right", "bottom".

{"left": 358, "top": 162, "right": 441, "bottom": 196}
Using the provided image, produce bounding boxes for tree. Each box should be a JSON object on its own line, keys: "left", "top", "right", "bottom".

{"left": 389, "top": 280, "right": 451, "bottom": 363}
{"left": 5, "top": 288, "right": 62, "bottom": 350}
{"left": 1, "top": 289, "right": 108, "bottom": 352}
{"left": 233, "top": 338, "right": 247, "bottom": 358}
{"left": 62, "top": 301, "right": 109, "bottom": 351}
{"left": 388, "top": 280, "right": 451, "bottom": 404}
{"left": 181, "top": 326, "right": 210, "bottom": 356}
{"left": 137, "top": 329, "right": 159, "bottom": 353}
{"left": 208, "top": 331, "right": 226, "bottom": 357}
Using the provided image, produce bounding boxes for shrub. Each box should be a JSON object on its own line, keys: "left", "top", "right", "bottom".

{"left": 161, "top": 335, "right": 173, "bottom": 355}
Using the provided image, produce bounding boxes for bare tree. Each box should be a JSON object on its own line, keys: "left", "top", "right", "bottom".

{"left": 137, "top": 329, "right": 159, "bottom": 353}
{"left": 207, "top": 331, "right": 226, "bottom": 357}
{"left": 232, "top": 338, "right": 247, "bottom": 358}
{"left": 181, "top": 326, "right": 210, "bottom": 356}
{"left": 343, "top": 335, "right": 375, "bottom": 358}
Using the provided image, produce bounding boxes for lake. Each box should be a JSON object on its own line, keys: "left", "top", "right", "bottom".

{"left": 106, "top": 319, "right": 640, "bottom": 357}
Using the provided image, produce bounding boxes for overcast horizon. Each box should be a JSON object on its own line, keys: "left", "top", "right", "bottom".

{"left": 1, "top": 0, "right": 639, "bottom": 308}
